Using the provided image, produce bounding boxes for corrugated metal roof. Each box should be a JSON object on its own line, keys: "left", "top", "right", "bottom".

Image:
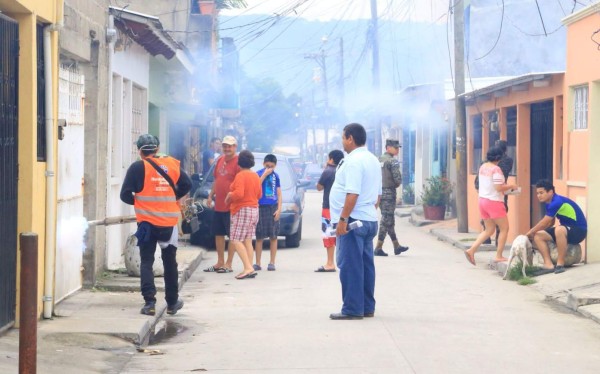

{"left": 109, "top": 6, "right": 181, "bottom": 60}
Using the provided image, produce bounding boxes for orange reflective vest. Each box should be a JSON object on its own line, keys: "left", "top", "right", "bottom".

{"left": 134, "top": 156, "right": 181, "bottom": 227}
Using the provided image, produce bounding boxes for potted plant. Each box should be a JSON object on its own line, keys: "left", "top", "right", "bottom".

{"left": 420, "top": 176, "right": 452, "bottom": 220}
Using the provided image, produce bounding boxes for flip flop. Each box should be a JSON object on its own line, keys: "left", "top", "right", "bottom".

{"left": 315, "top": 266, "right": 336, "bottom": 272}
{"left": 464, "top": 251, "right": 476, "bottom": 266}
{"left": 203, "top": 266, "right": 223, "bottom": 272}
{"left": 235, "top": 272, "right": 257, "bottom": 280}
{"left": 216, "top": 267, "right": 233, "bottom": 273}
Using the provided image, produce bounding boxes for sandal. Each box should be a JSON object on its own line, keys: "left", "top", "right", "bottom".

{"left": 464, "top": 251, "right": 476, "bottom": 266}
{"left": 235, "top": 272, "right": 257, "bottom": 280}
{"left": 203, "top": 266, "right": 223, "bottom": 272}
{"left": 216, "top": 267, "right": 233, "bottom": 273}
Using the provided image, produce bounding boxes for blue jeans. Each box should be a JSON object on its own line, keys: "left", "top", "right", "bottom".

{"left": 336, "top": 219, "right": 378, "bottom": 316}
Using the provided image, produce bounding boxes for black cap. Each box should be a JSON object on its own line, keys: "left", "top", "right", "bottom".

{"left": 386, "top": 139, "right": 400, "bottom": 148}
{"left": 136, "top": 134, "right": 159, "bottom": 151}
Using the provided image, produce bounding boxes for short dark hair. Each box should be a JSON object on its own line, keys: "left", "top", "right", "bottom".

{"left": 210, "top": 137, "right": 221, "bottom": 143}
{"left": 495, "top": 140, "right": 508, "bottom": 153}
{"left": 263, "top": 154, "right": 277, "bottom": 164}
{"left": 238, "top": 150, "right": 255, "bottom": 169}
{"left": 535, "top": 179, "right": 555, "bottom": 193}
{"left": 329, "top": 150, "right": 344, "bottom": 165}
{"left": 343, "top": 123, "right": 367, "bottom": 146}
{"left": 486, "top": 146, "right": 503, "bottom": 162}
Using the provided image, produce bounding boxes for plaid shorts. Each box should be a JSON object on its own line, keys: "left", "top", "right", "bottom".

{"left": 230, "top": 207, "right": 259, "bottom": 241}
{"left": 256, "top": 204, "right": 280, "bottom": 239}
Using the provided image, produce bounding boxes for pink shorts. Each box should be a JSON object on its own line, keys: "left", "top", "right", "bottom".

{"left": 478, "top": 197, "right": 507, "bottom": 220}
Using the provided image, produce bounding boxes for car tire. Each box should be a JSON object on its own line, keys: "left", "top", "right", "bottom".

{"left": 285, "top": 218, "right": 302, "bottom": 248}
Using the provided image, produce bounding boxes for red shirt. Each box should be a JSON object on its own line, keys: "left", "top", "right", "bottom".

{"left": 213, "top": 155, "right": 240, "bottom": 212}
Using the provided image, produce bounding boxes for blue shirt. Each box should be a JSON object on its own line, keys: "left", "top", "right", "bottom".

{"left": 545, "top": 193, "right": 587, "bottom": 229}
{"left": 256, "top": 168, "right": 281, "bottom": 206}
{"left": 330, "top": 147, "right": 382, "bottom": 224}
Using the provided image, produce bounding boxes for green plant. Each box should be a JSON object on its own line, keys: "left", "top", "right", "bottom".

{"left": 216, "top": 0, "right": 248, "bottom": 9}
{"left": 420, "top": 176, "right": 452, "bottom": 207}
{"left": 507, "top": 264, "right": 540, "bottom": 284}
{"left": 402, "top": 184, "right": 415, "bottom": 204}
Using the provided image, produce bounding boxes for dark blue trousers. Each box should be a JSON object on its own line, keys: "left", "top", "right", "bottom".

{"left": 336, "top": 219, "right": 378, "bottom": 316}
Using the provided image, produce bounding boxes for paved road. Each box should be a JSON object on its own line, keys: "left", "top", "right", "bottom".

{"left": 121, "top": 191, "right": 600, "bottom": 373}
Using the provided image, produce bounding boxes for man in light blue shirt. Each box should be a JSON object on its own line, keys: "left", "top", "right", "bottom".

{"left": 329, "top": 123, "right": 382, "bottom": 320}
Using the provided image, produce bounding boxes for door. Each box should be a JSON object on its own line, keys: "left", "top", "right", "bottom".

{"left": 0, "top": 14, "right": 19, "bottom": 332}
{"left": 530, "top": 101, "right": 554, "bottom": 227}
{"left": 55, "top": 65, "right": 86, "bottom": 303}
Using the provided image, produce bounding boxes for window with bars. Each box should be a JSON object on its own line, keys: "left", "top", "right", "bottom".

{"left": 506, "top": 106, "right": 517, "bottom": 176}
{"left": 131, "top": 85, "right": 145, "bottom": 162}
{"left": 471, "top": 114, "right": 482, "bottom": 174}
{"left": 573, "top": 85, "right": 588, "bottom": 130}
{"left": 37, "top": 24, "right": 47, "bottom": 161}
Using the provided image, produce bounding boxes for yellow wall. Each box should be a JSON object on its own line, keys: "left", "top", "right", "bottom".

{"left": 565, "top": 9, "right": 600, "bottom": 262}
{"left": 2, "top": 0, "right": 62, "bottom": 324}
{"left": 466, "top": 76, "right": 564, "bottom": 244}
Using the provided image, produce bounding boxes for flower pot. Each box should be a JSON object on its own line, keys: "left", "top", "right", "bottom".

{"left": 198, "top": 0, "right": 216, "bottom": 15}
{"left": 423, "top": 205, "right": 446, "bottom": 220}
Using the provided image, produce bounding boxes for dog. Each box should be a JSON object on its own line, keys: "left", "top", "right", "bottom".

{"left": 503, "top": 235, "right": 533, "bottom": 280}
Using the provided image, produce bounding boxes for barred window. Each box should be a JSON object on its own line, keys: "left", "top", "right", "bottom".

{"left": 471, "top": 114, "right": 482, "bottom": 174}
{"left": 574, "top": 85, "right": 588, "bottom": 130}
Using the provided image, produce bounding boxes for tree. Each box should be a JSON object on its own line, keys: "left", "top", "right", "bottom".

{"left": 240, "top": 75, "right": 298, "bottom": 152}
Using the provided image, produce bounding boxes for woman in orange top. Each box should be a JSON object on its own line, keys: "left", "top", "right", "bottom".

{"left": 225, "top": 150, "right": 262, "bottom": 279}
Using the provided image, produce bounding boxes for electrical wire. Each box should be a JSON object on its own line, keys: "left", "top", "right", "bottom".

{"left": 474, "top": 0, "right": 504, "bottom": 61}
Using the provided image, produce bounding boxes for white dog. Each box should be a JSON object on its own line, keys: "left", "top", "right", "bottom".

{"left": 503, "top": 235, "right": 533, "bottom": 280}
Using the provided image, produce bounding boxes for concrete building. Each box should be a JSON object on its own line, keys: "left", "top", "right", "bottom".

{"left": 0, "top": 0, "right": 64, "bottom": 330}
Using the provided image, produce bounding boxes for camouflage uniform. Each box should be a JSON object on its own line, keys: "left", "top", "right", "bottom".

{"left": 378, "top": 151, "right": 402, "bottom": 243}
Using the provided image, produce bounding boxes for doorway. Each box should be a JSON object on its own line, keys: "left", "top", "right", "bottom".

{"left": 530, "top": 101, "right": 554, "bottom": 227}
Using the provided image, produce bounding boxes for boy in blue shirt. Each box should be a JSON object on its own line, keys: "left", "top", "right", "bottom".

{"left": 527, "top": 179, "right": 587, "bottom": 275}
{"left": 254, "top": 154, "right": 282, "bottom": 271}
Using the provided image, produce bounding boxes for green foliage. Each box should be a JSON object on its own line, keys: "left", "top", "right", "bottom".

{"left": 420, "top": 176, "right": 452, "bottom": 207}
{"left": 402, "top": 184, "right": 415, "bottom": 204}
{"left": 240, "top": 76, "right": 299, "bottom": 152}
{"left": 507, "top": 263, "right": 540, "bottom": 285}
{"left": 216, "top": 0, "right": 248, "bottom": 10}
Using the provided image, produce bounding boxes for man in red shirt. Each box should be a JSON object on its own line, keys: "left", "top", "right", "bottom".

{"left": 203, "top": 136, "right": 241, "bottom": 273}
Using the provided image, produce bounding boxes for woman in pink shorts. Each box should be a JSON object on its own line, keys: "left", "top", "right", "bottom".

{"left": 225, "top": 150, "right": 262, "bottom": 279}
{"left": 464, "top": 146, "right": 519, "bottom": 266}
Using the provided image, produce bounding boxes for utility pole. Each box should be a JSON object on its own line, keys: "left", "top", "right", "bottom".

{"left": 305, "top": 37, "right": 329, "bottom": 161}
{"left": 338, "top": 37, "right": 345, "bottom": 112}
{"left": 453, "top": 0, "right": 468, "bottom": 232}
{"left": 370, "top": 0, "right": 381, "bottom": 154}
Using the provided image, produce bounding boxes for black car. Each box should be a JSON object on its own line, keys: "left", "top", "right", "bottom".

{"left": 190, "top": 153, "right": 309, "bottom": 248}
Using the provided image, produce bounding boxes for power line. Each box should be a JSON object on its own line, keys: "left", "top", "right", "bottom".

{"left": 474, "top": 0, "right": 504, "bottom": 61}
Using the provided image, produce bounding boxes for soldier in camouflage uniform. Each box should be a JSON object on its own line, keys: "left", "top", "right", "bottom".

{"left": 374, "top": 139, "right": 410, "bottom": 256}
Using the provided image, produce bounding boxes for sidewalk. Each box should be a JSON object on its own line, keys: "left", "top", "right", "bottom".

{"left": 401, "top": 206, "right": 600, "bottom": 325}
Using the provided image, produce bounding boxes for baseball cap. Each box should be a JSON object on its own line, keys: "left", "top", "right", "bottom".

{"left": 136, "top": 134, "right": 159, "bottom": 150}
{"left": 222, "top": 135, "right": 237, "bottom": 145}
{"left": 386, "top": 139, "right": 401, "bottom": 148}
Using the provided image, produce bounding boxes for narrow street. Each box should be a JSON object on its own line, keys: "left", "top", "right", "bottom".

{"left": 121, "top": 192, "right": 600, "bottom": 374}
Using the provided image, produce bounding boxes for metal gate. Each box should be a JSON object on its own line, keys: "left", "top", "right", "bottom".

{"left": 530, "top": 100, "right": 554, "bottom": 226}
{"left": 0, "top": 14, "right": 19, "bottom": 332}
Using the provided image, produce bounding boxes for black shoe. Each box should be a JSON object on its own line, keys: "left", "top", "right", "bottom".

{"left": 329, "top": 312, "right": 363, "bottom": 320}
{"left": 554, "top": 265, "right": 566, "bottom": 274}
{"left": 532, "top": 267, "right": 554, "bottom": 277}
{"left": 374, "top": 249, "right": 388, "bottom": 256}
{"left": 167, "top": 299, "right": 184, "bottom": 315}
{"left": 364, "top": 312, "right": 375, "bottom": 318}
{"left": 140, "top": 301, "right": 156, "bottom": 316}
{"left": 394, "top": 246, "right": 409, "bottom": 255}
{"left": 483, "top": 238, "right": 492, "bottom": 245}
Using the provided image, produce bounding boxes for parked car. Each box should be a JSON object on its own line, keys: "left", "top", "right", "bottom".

{"left": 302, "top": 163, "right": 324, "bottom": 189}
{"left": 190, "top": 153, "right": 309, "bottom": 249}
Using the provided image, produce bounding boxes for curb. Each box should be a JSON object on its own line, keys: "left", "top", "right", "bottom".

{"left": 136, "top": 249, "right": 206, "bottom": 347}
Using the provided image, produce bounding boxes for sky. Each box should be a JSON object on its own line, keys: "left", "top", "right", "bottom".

{"left": 220, "top": 0, "right": 450, "bottom": 23}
